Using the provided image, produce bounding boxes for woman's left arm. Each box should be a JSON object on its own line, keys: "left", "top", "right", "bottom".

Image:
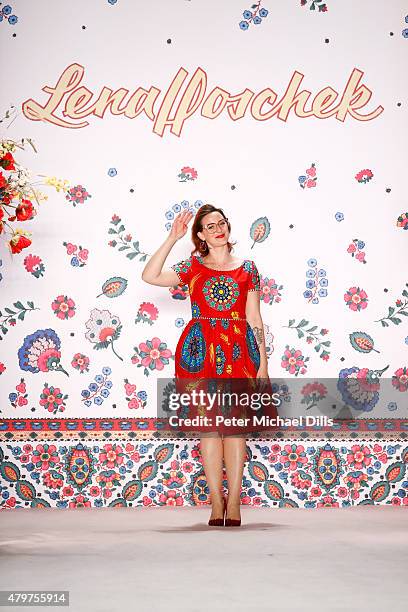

{"left": 245, "top": 289, "right": 269, "bottom": 378}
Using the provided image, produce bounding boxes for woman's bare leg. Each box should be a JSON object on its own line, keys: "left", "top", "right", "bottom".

{"left": 223, "top": 434, "right": 247, "bottom": 520}
{"left": 199, "top": 432, "right": 224, "bottom": 520}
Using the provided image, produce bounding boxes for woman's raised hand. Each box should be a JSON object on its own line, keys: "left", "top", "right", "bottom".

{"left": 170, "top": 210, "right": 194, "bottom": 241}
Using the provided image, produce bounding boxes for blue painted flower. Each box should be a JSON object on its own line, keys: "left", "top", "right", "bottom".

{"left": 107, "top": 167, "right": 117, "bottom": 177}
{"left": 307, "top": 258, "right": 317, "bottom": 267}
{"left": 239, "top": 20, "right": 249, "bottom": 30}
{"left": 335, "top": 212, "right": 344, "bottom": 222}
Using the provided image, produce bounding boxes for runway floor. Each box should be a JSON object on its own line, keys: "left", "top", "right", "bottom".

{"left": 0, "top": 506, "right": 407, "bottom": 611}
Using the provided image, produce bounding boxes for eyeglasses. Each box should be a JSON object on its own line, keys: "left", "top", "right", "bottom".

{"left": 202, "top": 218, "right": 229, "bottom": 234}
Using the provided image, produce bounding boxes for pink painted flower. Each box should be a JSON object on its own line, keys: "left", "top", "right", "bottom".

{"left": 392, "top": 367, "right": 408, "bottom": 392}
{"left": 99, "top": 443, "right": 125, "bottom": 468}
{"left": 128, "top": 397, "right": 143, "bottom": 409}
{"left": 89, "top": 486, "right": 101, "bottom": 497}
{"left": 317, "top": 495, "right": 340, "bottom": 508}
{"left": 346, "top": 444, "right": 372, "bottom": 469}
{"left": 125, "top": 382, "right": 136, "bottom": 395}
{"left": 71, "top": 353, "right": 90, "bottom": 373}
{"left": 158, "top": 490, "right": 184, "bottom": 506}
{"left": 31, "top": 443, "right": 60, "bottom": 470}
{"left": 16, "top": 381, "right": 26, "bottom": 393}
{"left": 337, "top": 487, "right": 349, "bottom": 498}
{"left": 306, "top": 166, "right": 317, "bottom": 178}
{"left": 43, "top": 471, "right": 63, "bottom": 489}
{"left": 39, "top": 384, "right": 67, "bottom": 414}
{"left": 23, "top": 253, "right": 45, "bottom": 277}
{"left": 344, "top": 286, "right": 368, "bottom": 311}
{"left": 138, "top": 302, "right": 159, "bottom": 321}
{"left": 180, "top": 166, "right": 198, "bottom": 179}
{"left": 137, "top": 337, "right": 172, "bottom": 371}
{"left": 135, "top": 302, "right": 160, "bottom": 326}
{"left": 68, "top": 495, "right": 92, "bottom": 508}
{"left": 355, "top": 169, "right": 373, "bottom": 183}
{"left": 52, "top": 295, "right": 76, "bottom": 319}
{"left": 260, "top": 277, "right": 282, "bottom": 305}
{"left": 281, "top": 346, "right": 308, "bottom": 375}
{"left": 291, "top": 471, "right": 311, "bottom": 489}
{"left": 65, "top": 243, "right": 77, "bottom": 255}
{"left": 78, "top": 249, "right": 89, "bottom": 260}
{"left": 162, "top": 470, "right": 187, "bottom": 488}
{"left": 280, "top": 443, "right": 308, "bottom": 471}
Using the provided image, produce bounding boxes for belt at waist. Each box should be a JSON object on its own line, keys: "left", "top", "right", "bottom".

{"left": 191, "top": 315, "right": 247, "bottom": 320}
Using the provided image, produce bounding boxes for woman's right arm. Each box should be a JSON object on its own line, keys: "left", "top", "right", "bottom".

{"left": 141, "top": 210, "right": 193, "bottom": 287}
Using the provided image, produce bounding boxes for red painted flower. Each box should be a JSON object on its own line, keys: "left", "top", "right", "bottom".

{"left": 0, "top": 152, "right": 16, "bottom": 171}
{"left": 14, "top": 199, "right": 36, "bottom": 222}
{"left": 8, "top": 231, "right": 32, "bottom": 254}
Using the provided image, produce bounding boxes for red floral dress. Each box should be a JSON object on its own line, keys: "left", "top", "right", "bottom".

{"left": 170, "top": 254, "right": 278, "bottom": 435}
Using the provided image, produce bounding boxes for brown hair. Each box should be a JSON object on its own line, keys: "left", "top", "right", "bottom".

{"left": 190, "top": 204, "right": 237, "bottom": 257}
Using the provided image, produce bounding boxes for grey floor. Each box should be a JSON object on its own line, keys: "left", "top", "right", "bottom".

{"left": 0, "top": 506, "right": 407, "bottom": 611}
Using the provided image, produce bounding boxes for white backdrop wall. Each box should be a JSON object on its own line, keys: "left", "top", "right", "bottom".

{"left": 1, "top": 0, "right": 407, "bottom": 422}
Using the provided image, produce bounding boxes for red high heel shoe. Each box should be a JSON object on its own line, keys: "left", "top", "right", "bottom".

{"left": 224, "top": 497, "right": 241, "bottom": 527}
{"left": 208, "top": 497, "right": 227, "bottom": 527}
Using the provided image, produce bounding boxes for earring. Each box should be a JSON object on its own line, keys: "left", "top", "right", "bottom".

{"left": 200, "top": 240, "right": 207, "bottom": 251}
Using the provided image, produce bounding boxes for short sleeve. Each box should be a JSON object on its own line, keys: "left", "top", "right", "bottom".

{"left": 171, "top": 256, "right": 193, "bottom": 286}
{"left": 247, "top": 260, "right": 261, "bottom": 291}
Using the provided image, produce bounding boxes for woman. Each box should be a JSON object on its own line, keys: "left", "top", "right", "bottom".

{"left": 141, "top": 204, "right": 277, "bottom": 527}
